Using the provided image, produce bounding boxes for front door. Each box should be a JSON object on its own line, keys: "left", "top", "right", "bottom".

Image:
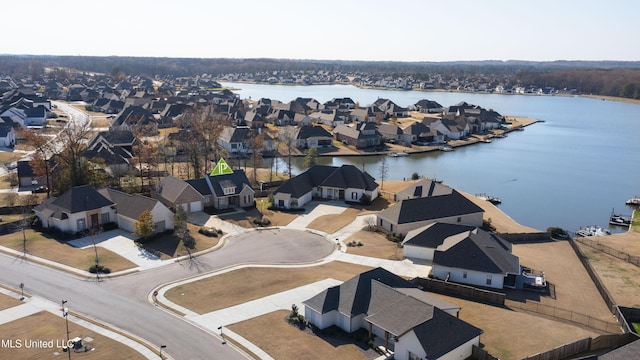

{"left": 90, "top": 213, "right": 99, "bottom": 229}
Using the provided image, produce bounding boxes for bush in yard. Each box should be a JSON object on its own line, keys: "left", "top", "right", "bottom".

{"left": 198, "top": 227, "right": 218, "bottom": 237}
{"left": 88, "top": 265, "right": 111, "bottom": 274}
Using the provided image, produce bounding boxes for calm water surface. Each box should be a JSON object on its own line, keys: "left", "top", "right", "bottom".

{"left": 222, "top": 82, "right": 640, "bottom": 233}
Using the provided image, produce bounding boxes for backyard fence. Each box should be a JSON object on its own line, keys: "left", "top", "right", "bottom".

{"left": 411, "top": 277, "right": 505, "bottom": 306}
{"left": 472, "top": 345, "right": 500, "bottom": 360}
{"left": 574, "top": 237, "right": 640, "bottom": 267}
{"left": 505, "top": 299, "right": 621, "bottom": 334}
{"left": 568, "top": 238, "right": 618, "bottom": 313}
{"left": 519, "top": 333, "right": 637, "bottom": 360}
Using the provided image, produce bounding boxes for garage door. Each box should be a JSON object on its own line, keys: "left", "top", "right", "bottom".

{"left": 189, "top": 201, "right": 202, "bottom": 212}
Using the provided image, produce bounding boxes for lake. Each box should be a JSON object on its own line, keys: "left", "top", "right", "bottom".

{"left": 221, "top": 82, "right": 640, "bottom": 234}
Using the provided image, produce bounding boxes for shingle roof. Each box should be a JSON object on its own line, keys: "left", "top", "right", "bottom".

{"left": 35, "top": 185, "right": 114, "bottom": 215}
{"left": 379, "top": 190, "right": 484, "bottom": 225}
{"left": 433, "top": 230, "right": 520, "bottom": 275}
{"left": 273, "top": 165, "right": 378, "bottom": 198}
{"left": 402, "top": 222, "right": 477, "bottom": 249}
{"left": 206, "top": 170, "right": 252, "bottom": 197}
{"left": 98, "top": 188, "right": 159, "bottom": 220}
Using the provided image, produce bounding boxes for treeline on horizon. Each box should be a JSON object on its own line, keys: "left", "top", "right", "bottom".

{"left": 1, "top": 55, "right": 640, "bottom": 99}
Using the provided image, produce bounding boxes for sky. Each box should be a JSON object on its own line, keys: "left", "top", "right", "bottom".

{"left": 4, "top": 0, "right": 639, "bottom": 62}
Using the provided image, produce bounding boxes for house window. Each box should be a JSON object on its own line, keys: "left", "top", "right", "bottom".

{"left": 223, "top": 186, "right": 236, "bottom": 195}
{"left": 101, "top": 213, "right": 110, "bottom": 224}
{"left": 203, "top": 197, "right": 209, "bottom": 203}
{"left": 463, "top": 271, "right": 467, "bottom": 279}
{"left": 77, "top": 218, "right": 86, "bottom": 231}
{"left": 278, "top": 199, "right": 284, "bottom": 207}
{"left": 390, "top": 224, "right": 393, "bottom": 232}
{"left": 457, "top": 216, "right": 462, "bottom": 223}
{"left": 486, "top": 274, "right": 492, "bottom": 285}
{"left": 351, "top": 192, "right": 358, "bottom": 200}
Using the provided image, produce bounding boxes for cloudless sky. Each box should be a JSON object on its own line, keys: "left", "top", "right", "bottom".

{"left": 4, "top": 0, "right": 638, "bottom": 62}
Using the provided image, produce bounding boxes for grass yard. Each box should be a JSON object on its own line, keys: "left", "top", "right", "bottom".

{"left": 305, "top": 198, "right": 390, "bottom": 235}
{"left": 0, "top": 292, "right": 23, "bottom": 310}
{"left": 90, "top": 118, "right": 112, "bottom": 128}
{"left": 165, "top": 261, "right": 372, "bottom": 314}
{"left": 219, "top": 207, "right": 298, "bottom": 228}
{"left": 0, "top": 151, "right": 22, "bottom": 165}
{"left": 139, "top": 223, "right": 221, "bottom": 260}
{"left": 431, "top": 293, "right": 600, "bottom": 360}
{"left": 343, "top": 229, "right": 404, "bottom": 260}
{"left": 512, "top": 240, "right": 614, "bottom": 323}
{"left": 227, "top": 311, "right": 372, "bottom": 360}
{"left": 0, "top": 229, "right": 137, "bottom": 273}
{"left": 0, "top": 311, "right": 147, "bottom": 360}
{"left": 577, "top": 241, "right": 640, "bottom": 308}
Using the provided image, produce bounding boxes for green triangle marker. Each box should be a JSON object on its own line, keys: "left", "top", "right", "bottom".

{"left": 211, "top": 158, "right": 233, "bottom": 176}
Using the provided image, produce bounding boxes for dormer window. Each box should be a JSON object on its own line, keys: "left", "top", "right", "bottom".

{"left": 220, "top": 180, "right": 236, "bottom": 195}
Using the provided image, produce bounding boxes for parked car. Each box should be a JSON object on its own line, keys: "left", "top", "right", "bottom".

{"left": 32, "top": 186, "right": 48, "bottom": 193}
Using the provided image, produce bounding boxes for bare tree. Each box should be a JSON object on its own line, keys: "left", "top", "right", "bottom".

{"left": 279, "top": 126, "right": 298, "bottom": 178}
{"left": 23, "top": 129, "right": 53, "bottom": 197}
{"left": 53, "top": 120, "right": 93, "bottom": 192}
{"left": 379, "top": 156, "right": 388, "bottom": 190}
{"left": 248, "top": 130, "right": 265, "bottom": 185}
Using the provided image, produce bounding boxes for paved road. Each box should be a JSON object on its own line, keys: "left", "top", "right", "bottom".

{"left": 0, "top": 228, "right": 335, "bottom": 359}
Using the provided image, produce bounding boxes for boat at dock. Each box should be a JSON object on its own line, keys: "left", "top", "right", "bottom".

{"left": 576, "top": 226, "right": 611, "bottom": 237}
{"left": 388, "top": 151, "right": 409, "bottom": 157}
{"left": 626, "top": 197, "right": 640, "bottom": 206}
{"left": 609, "top": 211, "right": 632, "bottom": 227}
{"left": 475, "top": 193, "right": 502, "bottom": 205}
{"left": 439, "top": 145, "right": 454, "bottom": 152}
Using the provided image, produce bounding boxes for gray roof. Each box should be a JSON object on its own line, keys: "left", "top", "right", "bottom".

{"left": 600, "top": 338, "right": 640, "bottom": 360}
{"left": 97, "top": 188, "right": 160, "bottom": 220}
{"left": 395, "top": 178, "right": 453, "bottom": 200}
{"left": 402, "top": 222, "right": 477, "bottom": 249}
{"left": 378, "top": 190, "right": 484, "bottom": 225}
{"left": 206, "top": 170, "right": 252, "bottom": 197}
{"left": 155, "top": 176, "right": 203, "bottom": 204}
{"left": 34, "top": 185, "right": 114, "bottom": 219}
{"left": 433, "top": 230, "right": 520, "bottom": 275}
{"left": 273, "top": 165, "right": 378, "bottom": 199}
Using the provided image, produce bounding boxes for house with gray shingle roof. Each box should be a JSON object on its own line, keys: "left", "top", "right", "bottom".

{"left": 152, "top": 175, "right": 204, "bottom": 213}
{"left": 98, "top": 188, "right": 174, "bottom": 232}
{"left": 294, "top": 125, "right": 333, "bottom": 149}
{"left": 432, "top": 229, "right": 520, "bottom": 289}
{"left": 272, "top": 164, "right": 378, "bottom": 209}
{"left": 303, "top": 267, "right": 482, "bottom": 360}
{"left": 376, "top": 190, "right": 484, "bottom": 236}
{"left": 186, "top": 169, "right": 254, "bottom": 210}
{"left": 402, "top": 222, "right": 477, "bottom": 261}
{"left": 34, "top": 185, "right": 117, "bottom": 234}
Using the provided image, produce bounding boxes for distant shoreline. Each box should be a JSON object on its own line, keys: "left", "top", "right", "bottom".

{"left": 218, "top": 80, "right": 640, "bottom": 106}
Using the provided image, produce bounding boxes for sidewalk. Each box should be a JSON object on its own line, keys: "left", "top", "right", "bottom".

{"left": 0, "top": 287, "right": 162, "bottom": 359}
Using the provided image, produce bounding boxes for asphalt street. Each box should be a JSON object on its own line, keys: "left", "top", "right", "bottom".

{"left": 0, "top": 228, "right": 335, "bottom": 359}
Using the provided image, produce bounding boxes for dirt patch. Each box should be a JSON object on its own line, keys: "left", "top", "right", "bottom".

{"left": 0, "top": 293, "right": 23, "bottom": 310}
{"left": 459, "top": 190, "right": 541, "bottom": 233}
{"left": 577, "top": 241, "right": 640, "bottom": 308}
{"left": 511, "top": 240, "right": 614, "bottom": 323}
{"left": 430, "top": 293, "right": 600, "bottom": 360}
{"left": 343, "top": 229, "right": 404, "bottom": 260}
{"left": 165, "top": 261, "right": 372, "bottom": 314}
{"left": 228, "top": 310, "right": 374, "bottom": 360}
{"left": 0, "top": 311, "right": 147, "bottom": 359}
{"left": 0, "top": 229, "right": 138, "bottom": 273}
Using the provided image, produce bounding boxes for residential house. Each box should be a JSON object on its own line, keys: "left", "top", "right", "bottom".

{"left": 217, "top": 126, "right": 274, "bottom": 155}
{"left": 17, "top": 160, "right": 47, "bottom": 188}
{"left": 0, "top": 123, "right": 16, "bottom": 147}
{"left": 186, "top": 159, "right": 255, "bottom": 210}
{"left": 294, "top": 125, "right": 333, "bottom": 149}
{"left": 402, "top": 222, "right": 477, "bottom": 261}
{"left": 393, "top": 178, "right": 452, "bottom": 201}
{"left": 431, "top": 229, "right": 521, "bottom": 289}
{"left": 98, "top": 188, "right": 174, "bottom": 232}
{"left": 414, "top": 99, "right": 444, "bottom": 113}
{"left": 309, "top": 109, "right": 347, "bottom": 127}
{"left": 377, "top": 123, "right": 405, "bottom": 144}
{"left": 34, "top": 185, "right": 117, "bottom": 233}
{"left": 152, "top": 175, "right": 205, "bottom": 213}
{"left": 401, "top": 122, "right": 441, "bottom": 145}
{"left": 423, "top": 117, "right": 469, "bottom": 140}
{"left": 349, "top": 107, "right": 377, "bottom": 123}
{"left": 376, "top": 190, "right": 484, "bottom": 235}
{"left": 303, "top": 267, "right": 482, "bottom": 360}
{"left": 272, "top": 164, "right": 378, "bottom": 209}
{"left": 333, "top": 122, "right": 382, "bottom": 149}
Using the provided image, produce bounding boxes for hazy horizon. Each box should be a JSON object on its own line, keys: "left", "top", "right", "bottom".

{"left": 6, "top": 0, "right": 639, "bottom": 63}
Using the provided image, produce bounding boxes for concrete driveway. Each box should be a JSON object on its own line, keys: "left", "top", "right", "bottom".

{"left": 68, "top": 230, "right": 164, "bottom": 269}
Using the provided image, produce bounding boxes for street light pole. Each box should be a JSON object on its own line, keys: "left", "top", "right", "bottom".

{"left": 159, "top": 344, "right": 166, "bottom": 359}
{"left": 62, "top": 300, "right": 71, "bottom": 360}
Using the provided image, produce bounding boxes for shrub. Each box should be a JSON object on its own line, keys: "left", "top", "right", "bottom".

{"left": 411, "top": 172, "right": 420, "bottom": 180}
{"left": 101, "top": 222, "right": 118, "bottom": 231}
{"left": 88, "top": 265, "right": 111, "bottom": 274}
{"left": 198, "top": 227, "right": 218, "bottom": 237}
